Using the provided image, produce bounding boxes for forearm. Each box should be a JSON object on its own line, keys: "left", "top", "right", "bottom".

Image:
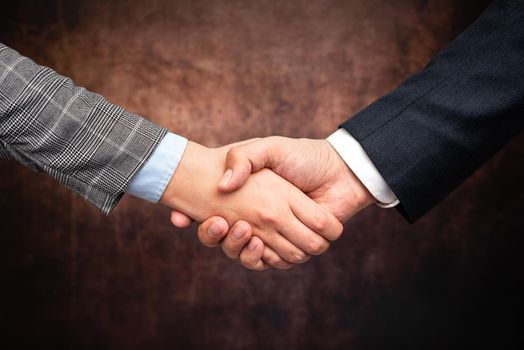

{"left": 0, "top": 43, "right": 167, "bottom": 214}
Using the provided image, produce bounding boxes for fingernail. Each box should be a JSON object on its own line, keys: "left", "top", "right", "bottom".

{"left": 208, "top": 221, "right": 224, "bottom": 237}
{"left": 219, "top": 169, "right": 233, "bottom": 187}
{"left": 231, "top": 224, "right": 246, "bottom": 240}
{"left": 248, "top": 239, "right": 259, "bottom": 251}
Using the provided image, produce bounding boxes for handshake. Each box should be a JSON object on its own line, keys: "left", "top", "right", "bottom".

{"left": 3, "top": 0, "right": 523, "bottom": 274}
{"left": 159, "top": 136, "right": 375, "bottom": 271}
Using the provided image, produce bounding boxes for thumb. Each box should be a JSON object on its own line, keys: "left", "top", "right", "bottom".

{"left": 218, "top": 139, "right": 274, "bottom": 192}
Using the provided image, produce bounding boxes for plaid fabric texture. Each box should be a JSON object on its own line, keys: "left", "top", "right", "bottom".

{"left": 0, "top": 43, "right": 168, "bottom": 214}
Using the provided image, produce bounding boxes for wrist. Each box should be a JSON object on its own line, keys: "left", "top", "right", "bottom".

{"left": 344, "top": 167, "right": 375, "bottom": 211}
{"left": 324, "top": 140, "right": 374, "bottom": 222}
{"left": 327, "top": 129, "right": 399, "bottom": 208}
{"left": 159, "top": 141, "right": 224, "bottom": 220}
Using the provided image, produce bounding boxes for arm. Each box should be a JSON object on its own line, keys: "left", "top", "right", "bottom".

{"left": 0, "top": 43, "right": 166, "bottom": 214}
{"left": 342, "top": 0, "right": 524, "bottom": 222}
{"left": 221, "top": 0, "right": 524, "bottom": 224}
{"left": 180, "top": 0, "right": 524, "bottom": 266}
{"left": 0, "top": 43, "right": 342, "bottom": 269}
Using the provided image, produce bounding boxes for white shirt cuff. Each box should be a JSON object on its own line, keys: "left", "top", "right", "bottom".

{"left": 327, "top": 128, "right": 399, "bottom": 208}
{"left": 125, "top": 132, "right": 188, "bottom": 203}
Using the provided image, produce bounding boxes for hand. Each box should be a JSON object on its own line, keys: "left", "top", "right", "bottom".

{"left": 161, "top": 140, "right": 343, "bottom": 270}
{"left": 174, "top": 214, "right": 269, "bottom": 270}
{"left": 220, "top": 137, "right": 373, "bottom": 221}
{"left": 171, "top": 137, "right": 374, "bottom": 269}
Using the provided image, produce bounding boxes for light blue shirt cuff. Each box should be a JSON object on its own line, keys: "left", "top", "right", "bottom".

{"left": 125, "top": 132, "right": 188, "bottom": 203}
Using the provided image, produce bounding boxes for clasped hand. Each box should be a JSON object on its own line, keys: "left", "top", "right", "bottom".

{"left": 161, "top": 137, "right": 374, "bottom": 271}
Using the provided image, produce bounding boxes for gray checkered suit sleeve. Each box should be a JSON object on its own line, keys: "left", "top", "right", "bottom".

{"left": 0, "top": 142, "right": 10, "bottom": 159}
{"left": 0, "top": 43, "right": 168, "bottom": 214}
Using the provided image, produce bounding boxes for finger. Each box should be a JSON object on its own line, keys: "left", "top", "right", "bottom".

{"left": 218, "top": 139, "right": 276, "bottom": 192}
{"left": 255, "top": 228, "right": 311, "bottom": 265}
{"left": 278, "top": 216, "right": 331, "bottom": 256}
{"left": 170, "top": 210, "right": 194, "bottom": 228}
{"left": 262, "top": 246, "right": 294, "bottom": 270}
{"left": 290, "top": 192, "right": 344, "bottom": 241}
{"left": 197, "top": 216, "right": 230, "bottom": 248}
{"left": 221, "top": 220, "right": 253, "bottom": 259}
{"left": 239, "top": 237, "right": 270, "bottom": 271}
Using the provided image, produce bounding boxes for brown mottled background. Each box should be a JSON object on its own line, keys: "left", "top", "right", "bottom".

{"left": 0, "top": 0, "right": 523, "bottom": 349}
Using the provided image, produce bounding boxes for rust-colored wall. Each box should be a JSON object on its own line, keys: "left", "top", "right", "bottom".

{"left": 1, "top": 1, "right": 522, "bottom": 349}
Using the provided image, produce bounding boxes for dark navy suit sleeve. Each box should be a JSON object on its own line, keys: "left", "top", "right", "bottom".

{"left": 342, "top": 0, "right": 524, "bottom": 222}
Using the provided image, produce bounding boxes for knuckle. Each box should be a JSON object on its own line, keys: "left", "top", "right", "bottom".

{"left": 326, "top": 221, "right": 344, "bottom": 241}
{"left": 227, "top": 147, "right": 242, "bottom": 162}
{"left": 288, "top": 250, "right": 309, "bottom": 264}
{"left": 264, "top": 253, "right": 280, "bottom": 265}
{"left": 259, "top": 210, "right": 278, "bottom": 225}
{"left": 332, "top": 223, "right": 344, "bottom": 240}
{"left": 274, "top": 260, "right": 293, "bottom": 270}
{"left": 244, "top": 261, "right": 263, "bottom": 271}
{"left": 312, "top": 213, "right": 329, "bottom": 231}
{"left": 306, "top": 239, "right": 328, "bottom": 255}
{"left": 264, "top": 252, "right": 292, "bottom": 270}
{"left": 240, "top": 254, "right": 258, "bottom": 269}
{"left": 222, "top": 244, "right": 239, "bottom": 259}
{"left": 280, "top": 263, "right": 294, "bottom": 270}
